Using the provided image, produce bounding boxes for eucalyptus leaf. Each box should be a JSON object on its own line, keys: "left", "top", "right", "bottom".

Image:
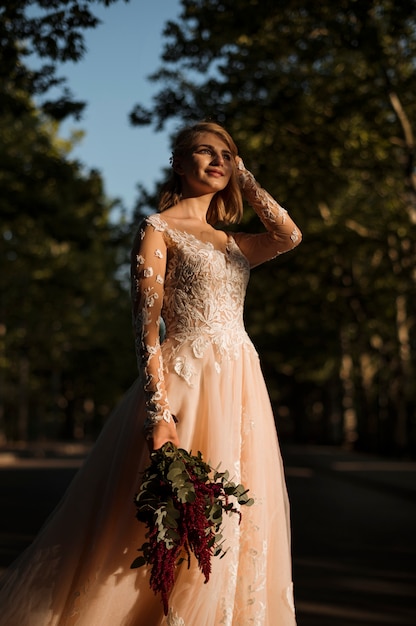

{"left": 131, "top": 555, "right": 147, "bottom": 569}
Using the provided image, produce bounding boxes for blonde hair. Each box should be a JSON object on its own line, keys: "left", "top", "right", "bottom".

{"left": 158, "top": 121, "right": 243, "bottom": 225}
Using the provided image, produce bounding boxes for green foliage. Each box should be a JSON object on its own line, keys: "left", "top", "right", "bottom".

{"left": 131, "top": 0, "right": 416, "bottom": 454}
{"left": 0, "top": 91, "right": 135, "bottom": 442}
{"left": 135, "top": 443, "right": 253, "bottom": 539}
{"left": 0, "top": 0, "right": 128, "bottom": 120}
{"left": 0, "top": 0, "right": 134, "bottom": 442}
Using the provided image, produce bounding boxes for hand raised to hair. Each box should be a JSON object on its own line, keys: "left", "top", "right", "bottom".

{"left": 235, "top": 155, "right": 254, "bottom": 190}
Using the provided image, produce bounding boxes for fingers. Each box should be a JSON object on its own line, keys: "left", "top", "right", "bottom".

{"left": 149, "top": 419, "right": 180, "bottom": 452}
{"left": 235, "top": 155, "right": 245, "bottom": 171}
{"left": 151, "top": 433, "right": 180, "bottom": 452}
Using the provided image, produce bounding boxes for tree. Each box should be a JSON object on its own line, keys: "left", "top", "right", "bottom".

{"left": 131, "top": 0, "right": 416, "bottom": 454}
{"left": 0, "top": 96, "right": 135, "bottom": 442}
{"left": 0, "top": 0, "right": 128, "bottom": 120}
{"left": 0, "top": 102, "right": 135, "bottom": 441}
{"left": 0, "top": 0, "right": 136, "bottom": 442}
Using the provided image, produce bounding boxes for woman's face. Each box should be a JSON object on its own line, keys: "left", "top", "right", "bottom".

{"left": 175, "top": 132, "right": 234, "bottom": 197}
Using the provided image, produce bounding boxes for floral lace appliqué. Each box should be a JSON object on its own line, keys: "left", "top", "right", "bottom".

{"left": 152, "top": 216, "right": 255, "bottom": 371}
{"left": 173, "top": 356, "right": 196, "bottom": 386}
{"left": 236, "top": 160, "right": 301, "bottom": 259}
{"left": 167, "top": 608, "right": 186, "bottom": 626}
{"left": 131, "top": 219, "right": 173, "bottom": 435}
{"left": 285, "top": 582, "right": 296, "bottom": 616}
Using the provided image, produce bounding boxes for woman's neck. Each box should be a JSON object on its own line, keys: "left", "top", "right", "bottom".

{"left": 173, "top": 195, "right": 214, "bottom": 222}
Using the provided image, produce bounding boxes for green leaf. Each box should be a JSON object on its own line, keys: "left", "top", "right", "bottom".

{"left": 131, "top": 556, "right": 147, "bottom": 569}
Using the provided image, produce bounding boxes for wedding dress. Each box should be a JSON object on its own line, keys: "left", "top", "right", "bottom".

{"left": 0, "top": 168, "right": 300, "bottom": 625}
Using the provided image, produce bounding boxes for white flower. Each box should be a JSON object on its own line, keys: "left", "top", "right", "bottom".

{"left": 154, "top": 248, "right": 163, "bottom": 258}
{"left": 144, "top": 267, "right": 154, "bottom": 278}
{"left": 136, "top": 254, "right": 145, "bottom": 265}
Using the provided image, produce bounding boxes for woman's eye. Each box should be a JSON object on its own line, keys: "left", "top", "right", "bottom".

{"left": 197, "top": 148, "right": 231, "bottom": 160}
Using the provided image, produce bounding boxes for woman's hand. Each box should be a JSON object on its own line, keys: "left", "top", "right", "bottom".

{"left": 235, "top": 155, "right": 252, "bottom": 190}
{"left": 235, "top": 155, "right": 245, "bottom": 173}
{"left": 149, "top": 418, "right": 180, "bottom": 452}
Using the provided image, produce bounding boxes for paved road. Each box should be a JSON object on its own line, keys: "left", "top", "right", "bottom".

{"left": 283, "top": 445, "right": 416, "bottom": 626}
{"left": 0, "top": 443, "right": 415, "bottom": 625}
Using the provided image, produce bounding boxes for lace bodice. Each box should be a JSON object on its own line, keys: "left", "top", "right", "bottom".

{"left": 161, "top": 218, "right": 251, "bottom": 356}
{"left": 131, "top": 165, "right": 301, "bottom": 435}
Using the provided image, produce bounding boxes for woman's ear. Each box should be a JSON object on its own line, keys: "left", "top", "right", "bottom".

{"left": 172, "top": 156, "right": 184, "bottom": 175}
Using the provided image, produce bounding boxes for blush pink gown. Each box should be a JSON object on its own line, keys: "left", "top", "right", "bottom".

{"left": 0, "top": 169, "right": 300, "bottom": 625}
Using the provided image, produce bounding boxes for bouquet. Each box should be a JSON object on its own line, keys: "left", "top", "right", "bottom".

{"left": 131, "top": 442, "right": 254, "bottom": 615}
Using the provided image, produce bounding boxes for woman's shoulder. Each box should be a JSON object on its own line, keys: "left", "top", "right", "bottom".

{"left": 143, "top": 213, "right": 168, "bottom": 232}
{"left": 131, "top": 214, "right": 168, "bottom": 257}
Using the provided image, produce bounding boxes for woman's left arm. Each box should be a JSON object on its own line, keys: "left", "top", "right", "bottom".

{"left": 232, "top": 158, "right": 302, "bottom": 267}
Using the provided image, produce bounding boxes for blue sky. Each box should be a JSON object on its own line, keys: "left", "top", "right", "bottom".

{"left": 58, "top": 0, "right": 182, "bottom": 214}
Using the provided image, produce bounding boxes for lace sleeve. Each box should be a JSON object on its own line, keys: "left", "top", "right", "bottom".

{"left": 131, "top": 218, "right": 172, "bottom": 436}
{"left": 233, "top": 159, "right": 302, "bottom": 267}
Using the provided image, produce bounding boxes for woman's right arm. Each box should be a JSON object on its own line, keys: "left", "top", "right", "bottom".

{"left": 130, "top": 219, "right": 179, "bottom": 450}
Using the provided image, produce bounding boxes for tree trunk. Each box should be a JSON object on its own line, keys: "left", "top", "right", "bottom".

{"left": 17, "top": 352, "right": 29, "bottom": 440}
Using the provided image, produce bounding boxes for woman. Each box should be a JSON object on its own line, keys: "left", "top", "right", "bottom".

{"left": 0, "top": 122, "right": 301, "bottom": 625}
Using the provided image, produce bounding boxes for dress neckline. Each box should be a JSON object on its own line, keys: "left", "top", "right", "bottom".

{"left": 148, "top": 213, "right": 233, "bottom": 257}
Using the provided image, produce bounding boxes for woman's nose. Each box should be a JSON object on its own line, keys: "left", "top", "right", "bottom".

{"left": 211, "top": 151, "right": 224, "bottom": 165}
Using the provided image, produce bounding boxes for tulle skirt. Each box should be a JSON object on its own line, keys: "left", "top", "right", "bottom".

{"left": 0, "top": 341, "right": 296, "bottom": 625}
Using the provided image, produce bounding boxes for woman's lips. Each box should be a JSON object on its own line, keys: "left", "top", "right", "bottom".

{"left": 206, "top": 169, "right": 223, "bottom": 177}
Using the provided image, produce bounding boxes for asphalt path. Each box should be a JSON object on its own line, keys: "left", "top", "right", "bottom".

{"left": 0, "top": 443, "right": 415, "bottom": 625}
{"left": 283, "top": 445, "right": 416, "bottom": 626}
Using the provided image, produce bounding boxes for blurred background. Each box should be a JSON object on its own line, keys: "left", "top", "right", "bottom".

{"left": 1, "top": 2, "right": 416, "bottom": 623}
{"left": 1, "top": 0, "right": 415, "bottom": 456}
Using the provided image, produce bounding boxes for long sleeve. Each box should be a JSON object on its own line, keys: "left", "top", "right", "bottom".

{"left": 233, "top": 159, "right": 302, "bottom": 267}
{"left": 130, "top": 219, "right": 172, "bottom": 436}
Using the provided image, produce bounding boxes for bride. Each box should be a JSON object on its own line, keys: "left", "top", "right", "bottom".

{"left": 0, "top": 121, "right": 301, "bottom": 625}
